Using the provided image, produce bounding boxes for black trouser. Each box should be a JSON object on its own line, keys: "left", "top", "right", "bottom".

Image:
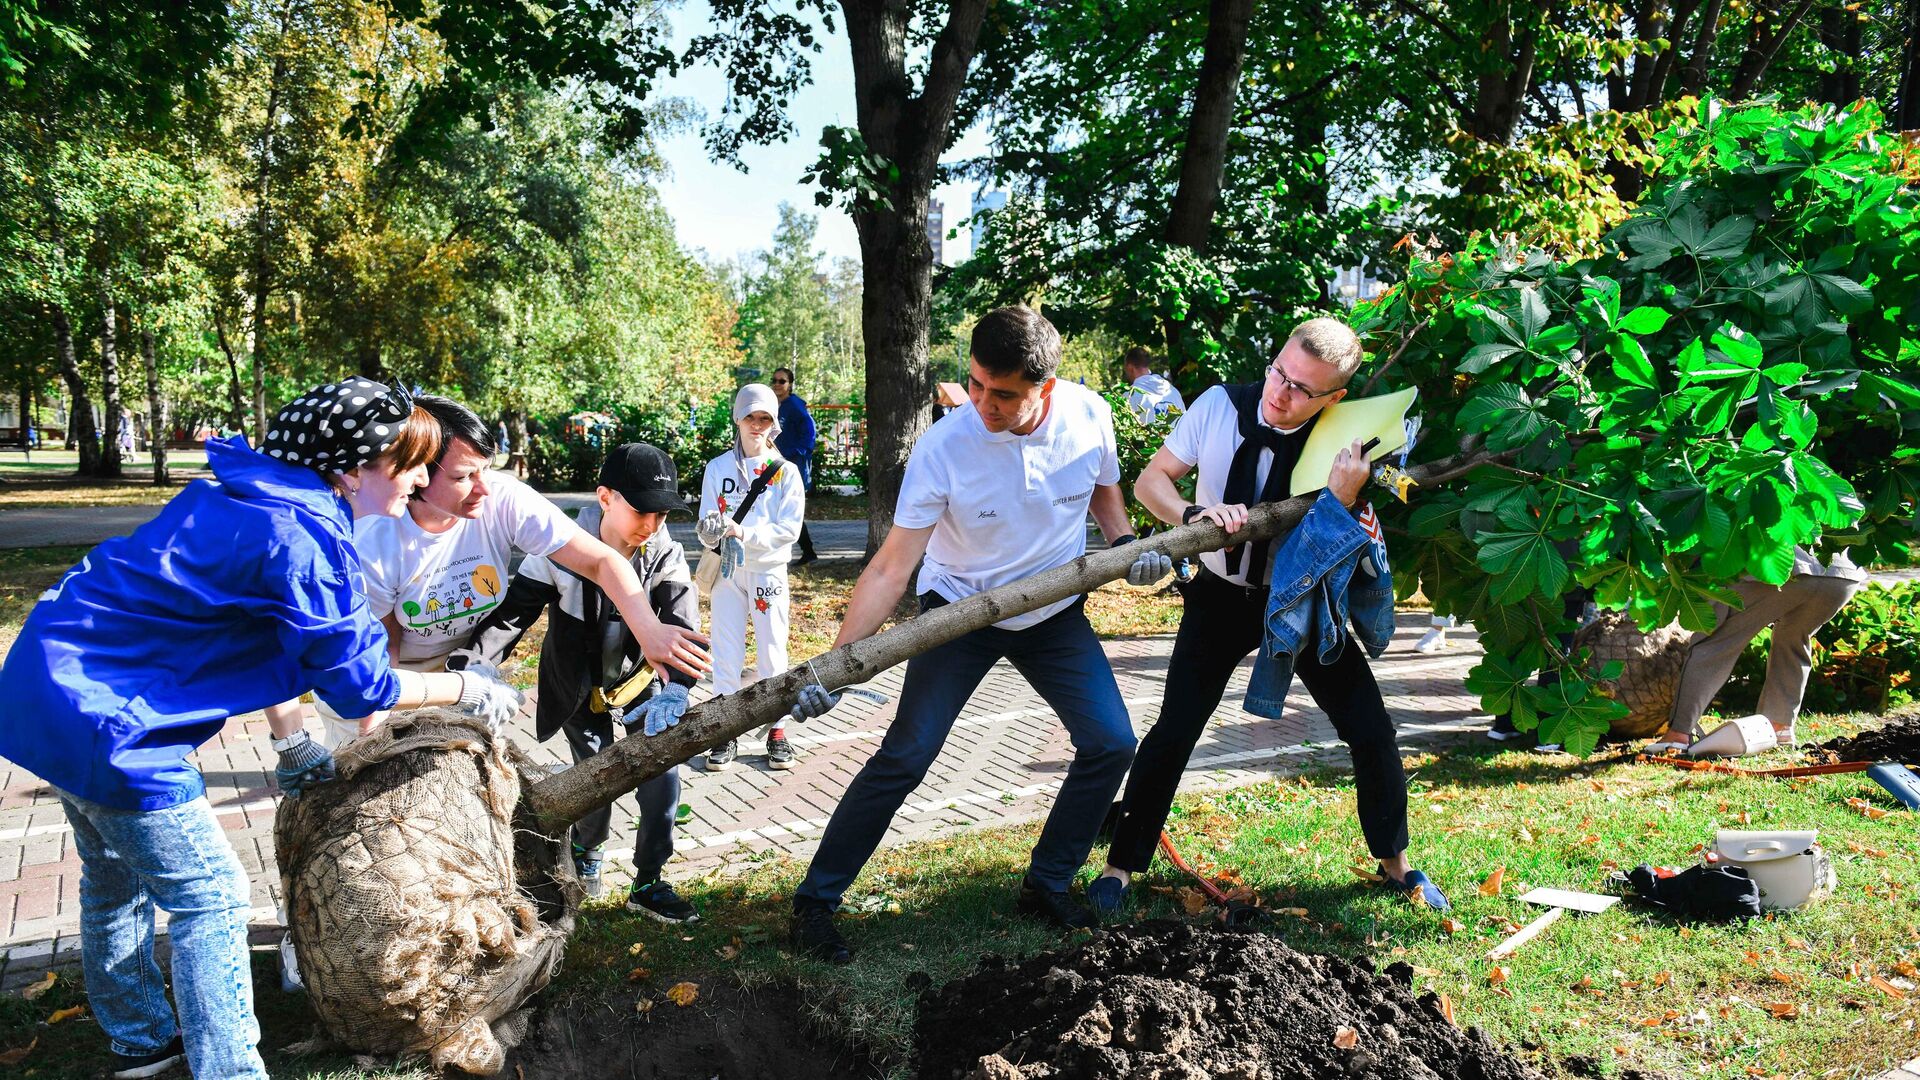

{"left": 1107, "top": 569, "right": 1410, "bottom": 872}
{"left": 562, "top": 710, "right": 680, "bottom": 884}
{"left": 797, "top": 523, "right": 817, "bottom": 560}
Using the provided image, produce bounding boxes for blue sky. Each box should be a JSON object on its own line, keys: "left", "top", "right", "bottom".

{"left": 650, "top": 4, "right": 993, "bottom": 268}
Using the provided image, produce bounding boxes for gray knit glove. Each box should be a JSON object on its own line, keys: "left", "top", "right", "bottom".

{"left": 454, "top": 664, "right": 523, "bottom": 734}
{"left": 274, "top": 732, "right": 335, "bottom": 799}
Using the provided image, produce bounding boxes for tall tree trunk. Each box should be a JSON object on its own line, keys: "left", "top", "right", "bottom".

{"left": 141, "top": 325, "right": 170, "bottom": 486}
{"left": 98, "top": 278, "right": 124, "bottom": 479}
{"left": 1816, "top": 4, "right": 1864, "bottom": 104}
{"left": 50, "top": 305, "right": 100, "bottom": 475}
{"left": 249, "top": 6, "right": 294, "bottom": 445}
{"left": 841, "top": 0, "right": 992, "bottom": 557}
{"left": 16, "top": 377, "right": 28, "bottom": 449}
{"left": 214, "top": 311, "right": 248, "bottom": 432}
{"left": 1896, "top": 0, "right": 1919, "bottom": 130}
{"left": 507, "top": 409, "right": 529, "bottom": 479}
{"left": 1679, "top": 0, "right": 1729, "bottom": 91}
{"left": 1164, "top": 0, "right": 1256, "bottom": 253}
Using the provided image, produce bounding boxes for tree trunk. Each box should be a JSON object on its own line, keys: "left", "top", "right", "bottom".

{"left": 16, "top": 377, "right": 29, "bottom": 449}
{"left": 98, "top": 278, "right": 124, "bottom": 478}
{"left": 1729, "top": 0, "right": 1818, "bottom": 98}
{"left": 1679, "top": 0, "right": 1728, "bottom": 91}
{"left": 507, "top": 409, "right": 529, "bottom": 478}
{"left": 141, "top": 326, "right": 170, "bottom": 486}
{"left": 1163, "top": 0, "right": 1256, "bottom": 253}
{"left": 249, "top": 7, "right": 293, "bottom": 445}
{"left": 50, "top": 305, "right": 100, "bottom": 475}
{"left": 1896, "top": 0, "right": 1919, "bottom": 129}
{"left": 214, "top": 312, "right": 248, "bottom": 433}
{"left": 526, "top": 443, "right": 1497, "bottom": 832}
{"left": 1459, "top": 3, "right": 1548, "bottom": 229}
{"left": 841, "top": 0, "right": 992, "bottom": 557}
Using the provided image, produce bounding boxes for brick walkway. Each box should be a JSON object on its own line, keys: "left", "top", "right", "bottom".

{"left": 0, "top": 611, "right": 1489, "bottom": 986}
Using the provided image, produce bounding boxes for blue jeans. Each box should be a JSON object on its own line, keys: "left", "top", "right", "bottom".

{"left": 57, "top": 790, "right": 267, "bottom": 1079}
{"left": 795, "top": 596, "right": 1136, "bottom": 908}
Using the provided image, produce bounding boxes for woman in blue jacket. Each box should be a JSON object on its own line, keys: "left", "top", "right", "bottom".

{"left": 0, "top": 377, "right": 521, "bottom": 1080}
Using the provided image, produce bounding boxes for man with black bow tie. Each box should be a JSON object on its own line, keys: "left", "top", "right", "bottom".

{"left": 1090, "top": 317, "right": 1449, "bottom": 915}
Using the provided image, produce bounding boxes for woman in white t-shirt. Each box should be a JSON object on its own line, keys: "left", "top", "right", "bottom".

{"left": 697, "top": 383, "right": 806, "bottom": 771}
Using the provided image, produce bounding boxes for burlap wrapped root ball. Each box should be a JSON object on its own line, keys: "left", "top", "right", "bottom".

{"left": 274, "top": 712, "right": 583, "bottom": 1075}
{"left": 1574, "top": 609, "right": 1700, "bottom": 740}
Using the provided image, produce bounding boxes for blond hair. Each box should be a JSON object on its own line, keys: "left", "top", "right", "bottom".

{"left": 1287, "top": 317, "right": 1364, "bottom": 384}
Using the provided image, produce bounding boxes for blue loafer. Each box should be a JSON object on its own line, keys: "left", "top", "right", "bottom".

{"left": 1086, "top": 876, "right": 1128, "bottom": 921}
{"left": 1382, "top": 867, "right": 1451, "bottom": 912}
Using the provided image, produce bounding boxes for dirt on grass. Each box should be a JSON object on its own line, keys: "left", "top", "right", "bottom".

{"left": 507, "top": 977, "right": 886, "bottom": 1080}
{"left": 1814, "top": 713, "right": 1920, "bottom": 764}
{"left": 914, "top": 922, "right": 1610, "bottom": 1080}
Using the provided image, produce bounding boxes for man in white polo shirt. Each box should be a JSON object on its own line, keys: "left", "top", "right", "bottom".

{"left": 334, "top": 396, "right": 711, "bottom": 745}
{"left": 786, "top": 306, "right": 1169, "bottom": 963}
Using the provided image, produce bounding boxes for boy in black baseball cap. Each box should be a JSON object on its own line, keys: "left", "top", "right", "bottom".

{"left": 456, "top": 442, "right": 704, "bottom": 920}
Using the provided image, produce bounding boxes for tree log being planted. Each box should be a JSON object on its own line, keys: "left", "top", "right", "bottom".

{"left": 525, "top": 445, "right": 1492, "bottom": 833}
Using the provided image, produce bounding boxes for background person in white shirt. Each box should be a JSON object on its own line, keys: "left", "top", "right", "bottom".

{"left": 696, "top": 383, "right": 806, "bottom": 771}
{"left": 785, "top": 305, "right": 1170, "bottom": 964}
{"left": 1123, "top": 346, "right": 1186, "bottom": 422}
{"left": 327, "top": 396, "right": 711, "bottom": 746}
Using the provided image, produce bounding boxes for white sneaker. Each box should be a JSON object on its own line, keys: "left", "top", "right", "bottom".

{"left": 1415, "top": 627, "right": 1448, "bottom": 653}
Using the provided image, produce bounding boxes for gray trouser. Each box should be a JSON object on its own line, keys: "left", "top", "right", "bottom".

{"left": 1668, "top": 574, "right": 1866, "bottom": 736}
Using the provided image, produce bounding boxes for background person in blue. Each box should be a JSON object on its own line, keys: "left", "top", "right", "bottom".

{"left": 0, "top": 377, "right": 521, "bottom": 1080}
{"left": 770, "top": 366, "right": 819, "bottom": 565}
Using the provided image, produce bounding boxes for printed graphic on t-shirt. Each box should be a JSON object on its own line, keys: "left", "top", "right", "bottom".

{"left": 395, "top": 559, "right": 505, "bottom": 639}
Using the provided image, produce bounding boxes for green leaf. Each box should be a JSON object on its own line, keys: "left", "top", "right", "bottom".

{"left": 1607, "top": 335, "right": 1657, "bottom": 388}
{"left": 1463, "top": 652, "right": 1534, "bottom": 718}
{"left": 1812, "top": 272, "right": 1871, "bottom": 315}
{"left": 1475, "top": 524, "right": 1570, "bottom": 604}
{"left": 1458, "top": 342, "right": 1520, "bottom": 373}
{"left": 1519, "top": 286, "right": 1549, "bottom": 340}
{"left": 1617, "top": 305, "right": 1671, "bottom": 335}
{"left": 1532, "top": 324, "right": 1579, "bottom": 354}
{"left": 1458, "top": 385, "right": 1551, "bottom": 452}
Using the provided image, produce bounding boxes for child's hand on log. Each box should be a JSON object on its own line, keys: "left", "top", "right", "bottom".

{"left": 635, "top": 683, "right": 690, "bottom": 737}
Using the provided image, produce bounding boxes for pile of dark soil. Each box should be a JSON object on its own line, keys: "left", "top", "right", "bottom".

{"left": 915, "top": 921, "right": 1544, "bottom": 1080}
{"left": 1815, "top": 714, "right": 1920, "bottom": 764}
{"left": 509, "top": 977, "right": 884, "bottom": 1080}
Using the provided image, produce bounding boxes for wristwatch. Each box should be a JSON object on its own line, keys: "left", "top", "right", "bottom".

{"left": 270, "top": 731, "right": 311, "bottom": 754}
{"left": 1181, "top": 504, "right": 1206, "bottom": 525}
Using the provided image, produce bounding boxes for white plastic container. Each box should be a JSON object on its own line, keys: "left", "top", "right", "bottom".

{"left": 1714, "top": 830, "right": 1835, "bottom": 911}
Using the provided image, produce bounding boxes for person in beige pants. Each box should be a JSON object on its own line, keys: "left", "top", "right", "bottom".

{"left": 1649, "top": 551, "right": 1868, "bottom": 752}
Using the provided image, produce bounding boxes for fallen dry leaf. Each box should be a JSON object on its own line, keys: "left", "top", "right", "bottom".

{"left": 1178, "top": 888, "right": 1210, "bottom": 916}
{"left": 1870, "top": 975, "right": 1907, "bottom": 1000}
{"left": 626, "top": 967, "right": 652, "bottom": 982}
{"left": 1274, "top": 906, "right": 1310, "bottom": 918}
{"left": 47, "top": 1005, "right": 86, "bottom": 1025}
{"left": 0, "top": 1038, "right": 37, "bottom": 1066}
{"left": 717, "top": 937, "right": 743, "bottom": 961}
{"left": 1847, "top": 797, "right": 1891, "bottom": 820}
{"left": 1764, "top": 1002, "right": 1799, "bottom": 1020}
{"left": 634, "top": 998, "right": 655, "bottom": 1014}
{"left": 1488, "top": 966, "right": 1510, "bottom": 985}
{"left": 1349, "top": 864, "right": 1385, "bottom": 883}
{"left": 1894, "top": 961, "right": 1919, "bottom": 979}
{"left": 627, "top": 942, "right": 646, "bottom": 956}
{"left": 1435, "top": 992, "right": 1455, "bottom": 1026}
{"left": 1441, "top": 917, "right": 1464, "bottom": 935}
{"left": 1479, "top": 867, "right": 1506, "bottom": 898}
{"left": 19, "top": 972, "right": 56, "bottom": 1001}
{"left": 1768, "top": 970, "right": 1797, "bottom": 986}
{"left": 1333, "top": 1025, "right": 1360, "bottom": 1050}
{"left": 1653, "top": 971, "right": 1671, "bottom": 987}
{"left": 666, "top": 981, "right": 700, "bottom": 1007}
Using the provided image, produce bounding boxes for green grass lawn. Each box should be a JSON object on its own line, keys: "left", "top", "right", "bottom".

{"left": 1, "top": 713, "right": 1914, "bottom": 1078}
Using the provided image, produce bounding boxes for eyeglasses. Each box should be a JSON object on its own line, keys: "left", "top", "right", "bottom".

{"left": 1264, "top": 361, "right": 1342, "bottom": 400}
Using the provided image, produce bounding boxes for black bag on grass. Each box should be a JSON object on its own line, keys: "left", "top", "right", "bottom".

{"left": 1625, "top": 863, "right": 1763, "bottom": 922}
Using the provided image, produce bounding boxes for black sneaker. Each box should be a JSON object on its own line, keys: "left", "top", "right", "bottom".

{"left": 766, "top": 730, "right": 796, "bottom": 771}
{"left": 790, "top": 903, "right": 852, "bottom": 964}
{"left": 111, "top": 1036, "right": 185, "bottom": 1079}
{"left": 704, "top": 739, "right": 738, "bottom": 771}
{"left": 626, "top": 880, "right": 699, "bottom": 923}
{"left": 1016, "top": 879, "right": 1096, "bottom": 929}
{"left": 573, "top": 846, "right": 605, "bottom": 898}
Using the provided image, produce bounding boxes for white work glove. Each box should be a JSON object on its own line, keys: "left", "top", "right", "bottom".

{"left": 636, "top": 683, "right": 690, "bottom": 737}
{"left": 719, "top": 536, "right": 745, "bottom": 579}
{"left": 697, "top": 511, "right": 732, "bottom": 551}
{"left": 454, "top": 663, "right": 523, "bottom": 734}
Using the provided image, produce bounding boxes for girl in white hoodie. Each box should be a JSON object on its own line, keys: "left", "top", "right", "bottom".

{"left": 697, "top": 383, "right": 806, "bottom": 770}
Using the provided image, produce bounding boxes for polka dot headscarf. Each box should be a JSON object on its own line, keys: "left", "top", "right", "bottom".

{"left": 263, "top": 376, "right": 414, "bottom": 473}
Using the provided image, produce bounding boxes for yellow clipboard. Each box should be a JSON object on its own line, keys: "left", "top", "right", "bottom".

{"left": 1288, "top": 387, "right": 1418, "bottom": 496}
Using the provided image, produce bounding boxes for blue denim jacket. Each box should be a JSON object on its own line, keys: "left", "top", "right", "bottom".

{"left": 1243, "top": 490, "right": 1396, "bottom": 718}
